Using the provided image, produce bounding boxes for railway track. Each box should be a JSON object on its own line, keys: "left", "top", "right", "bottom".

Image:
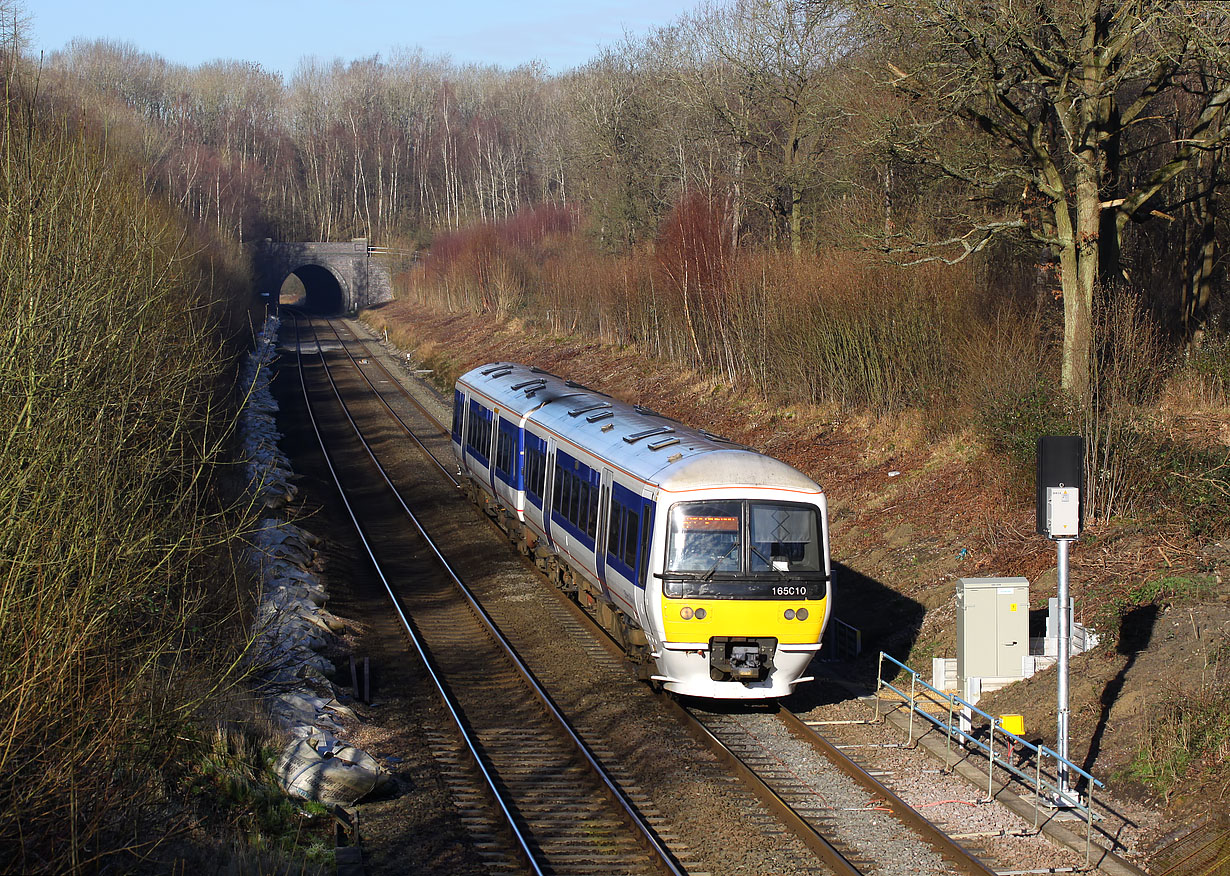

{"left": 284, "top": 311, "right": 1074, "bottom": 876}
{"left": 677, "top": 704, "right": 998, "bottom": 876}
{"left": 289, "top": 312, "right": 686, "bottom": 876}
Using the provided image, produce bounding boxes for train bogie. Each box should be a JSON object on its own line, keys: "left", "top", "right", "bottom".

{"left": 452, "top": 363, "right": 832, "bottom": 699}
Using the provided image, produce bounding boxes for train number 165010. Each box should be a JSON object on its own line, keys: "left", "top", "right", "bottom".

{"left": 771, "top": 585, "right": 809, "bottom": 597}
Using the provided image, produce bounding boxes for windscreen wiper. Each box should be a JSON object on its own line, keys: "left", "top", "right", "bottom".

{"left": 750, "top": 545, "right": 788, "bottom": 578}
{"left": 701, "top": 542, "right": 740, "bottom": 581}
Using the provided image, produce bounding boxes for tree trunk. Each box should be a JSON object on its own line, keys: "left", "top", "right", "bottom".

{"left": 1060, "top": 161, "right": 1101, "bottom": 400}
{"left": 790, "top": 186, "right": 803, "bottom": 256}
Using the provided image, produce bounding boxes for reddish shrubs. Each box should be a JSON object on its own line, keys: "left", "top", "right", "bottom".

{"left": 404, "top": 200, "right": 1007, "bottom": 414}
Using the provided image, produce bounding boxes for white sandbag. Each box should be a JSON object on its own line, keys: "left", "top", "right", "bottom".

{"left": 276, "top": 733, "right": 393, "bottom": 804}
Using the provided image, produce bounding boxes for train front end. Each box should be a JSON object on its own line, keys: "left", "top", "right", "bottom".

{"left": 645, "top": 459, "right": 832, "bottom": 699}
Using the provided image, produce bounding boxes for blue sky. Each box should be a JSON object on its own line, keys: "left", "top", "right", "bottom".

{"left": 28, "top": 0, "right": 702, "bottom": 77}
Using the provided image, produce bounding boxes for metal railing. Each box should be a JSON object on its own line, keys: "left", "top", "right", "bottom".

{"left": 367, "top": 246, "right": 419, "bottom": 259}
{"left": 875, "top": 651, "right": 1105, "bottom": 866}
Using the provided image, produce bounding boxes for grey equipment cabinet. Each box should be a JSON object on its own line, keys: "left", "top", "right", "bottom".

{"left": 956, "top": 577, "right": 1029, "bottom": 680}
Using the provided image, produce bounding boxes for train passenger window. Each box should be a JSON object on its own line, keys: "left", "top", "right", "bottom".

{"left": 606, "top": 493, "right": 640, "bottom": 574}
{"left": 584, "top": 482, "right": 598, "bottom": 538}
{"left": 466, "top": 401, "right": 493, "bottom": 462}
{"left": 607, "top": 500, "right": 623, "bottom": 558}
{"left": 524, "top": 437, "right": 547, "bottom": 502}
{"left": 622, "top": 506, "right": 638, "bottom": 568}
{"left": 749, "top": 503, "right": 821, "bottom": 572}
{"left": 495, "top": 421, "right": 518, "bottom": 481}
{"left": 667, "top": 502, "right": 741, "bottom": 573}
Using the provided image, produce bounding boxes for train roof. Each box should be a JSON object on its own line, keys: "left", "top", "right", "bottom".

{"left": 457, "top": 362, "right": 824, "bottom": 496}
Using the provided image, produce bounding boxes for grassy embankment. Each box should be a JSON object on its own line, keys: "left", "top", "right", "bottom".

{"left": 363, "top": 203, "right": 1230, "bottom": 817}
{"left": 0, "top": 85, "right": 329, "bottom": 871}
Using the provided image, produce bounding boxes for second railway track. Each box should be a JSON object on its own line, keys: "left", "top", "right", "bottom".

{"left": 291, "top": 312, "right": 687, "bottom": 875}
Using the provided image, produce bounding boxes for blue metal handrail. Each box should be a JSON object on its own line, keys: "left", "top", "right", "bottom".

{"left": 876, "top": 652, "right": 1105, "bottom": 866}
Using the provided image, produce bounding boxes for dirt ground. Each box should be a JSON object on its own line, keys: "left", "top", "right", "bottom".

{"left": 360, "top": 299, "right": 1230, "bottom": 860}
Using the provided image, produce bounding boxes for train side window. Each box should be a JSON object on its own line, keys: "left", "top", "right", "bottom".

{"left": 607, "top": 498, "right": 624, "bottom": 558}
{"left": 562, "top": 469, "right": 575, "bottom": 524}
{"left": 589, "top": 483, "right": 599, "bottom": 539}
{"left": 622, "top": 506, "right": 638, "bottom": 568}
{"left": 495, "top": 420, "right": 518, "bottom": 480}
{"left": 452, "top": 391, "right": 464, "bottom": 441}
{"left": 467, "top": 401, "right": 492, "bottom": 463}
{"left": 524, "top": 437, "right": 547, "bottom": 503}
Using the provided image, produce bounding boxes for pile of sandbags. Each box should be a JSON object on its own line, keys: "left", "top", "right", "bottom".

{"left": 248, "top": 518, "right": 343, "bottom": 695}
{"left": 239, "top": 314, "right": 298, "bottom": 510}
{"left": 238, "top": 315, "right": 391, "bottom": 804}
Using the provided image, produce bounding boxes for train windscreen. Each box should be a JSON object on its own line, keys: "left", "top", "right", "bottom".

{"left": 664, "top": 500, "right": 825, "bottom": 599}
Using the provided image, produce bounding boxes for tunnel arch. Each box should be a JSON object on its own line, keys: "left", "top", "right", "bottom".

{"left": 283, "top": 262, "right": 349, "bottom": 314}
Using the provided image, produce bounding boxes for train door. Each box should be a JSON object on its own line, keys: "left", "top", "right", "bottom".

{"left": 542, "top": 441, "right": 556, "bottom": 547}
{"left": 595, "top": 467, "right": 612, "bottom": 591}
{"left": 487, "top": 408, "right": 499, "bottom": 494}
{"left": 634, "top": 490, "right": 657, "bottom": 632}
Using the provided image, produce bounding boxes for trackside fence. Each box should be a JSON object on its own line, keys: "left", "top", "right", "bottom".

{"left": 822, "top": 617, "right": 862, "bottom": 661}
{"left": 875, "top": 651, "right": 1105, "bottom": 866}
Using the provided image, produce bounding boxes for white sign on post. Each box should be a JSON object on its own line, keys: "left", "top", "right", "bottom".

{"left": 1046, "top": 487, "right": 1080, "bottom": 538}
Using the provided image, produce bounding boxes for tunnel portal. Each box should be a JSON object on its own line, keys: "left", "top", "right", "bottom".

{"left": 251, "top": 238, "right": 393, "bottom": 313}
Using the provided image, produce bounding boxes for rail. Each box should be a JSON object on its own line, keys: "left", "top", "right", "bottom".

{"left": 292, "top": 312, "right": 685, "bottom": 875}
{"left": 875, "top": 651, "right": 1105, "bottom": 867}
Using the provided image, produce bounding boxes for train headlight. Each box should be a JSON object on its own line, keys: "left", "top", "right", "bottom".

{"left": 797, "top": 607, "right": 809, "bottom": 621}
{"left": 695, "top": 608, "right": 707, "bottom": 619}
{"left": 784, "top": 609, "right": 795, "bottom": 620}
{"left": 680, "top": 606, "right": 694, "bottom": 620}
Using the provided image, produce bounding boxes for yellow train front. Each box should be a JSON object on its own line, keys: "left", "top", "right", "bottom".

{"left": 642, "top": 453, "right": 831, "bottom": 699}
{"left": 452, "top": 363, "right": 832, "bottom": 700}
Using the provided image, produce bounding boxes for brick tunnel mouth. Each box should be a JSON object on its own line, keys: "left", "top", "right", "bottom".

{"left": 284, "top": 264, "right": 345, "bottom": 314}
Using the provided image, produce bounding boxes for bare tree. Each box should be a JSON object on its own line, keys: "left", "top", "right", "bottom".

{"left": 682, "top": 0, "right": 850, "bottom": 253}
{"left": 861, "top": 0, "right": 1230, "bottom": 396}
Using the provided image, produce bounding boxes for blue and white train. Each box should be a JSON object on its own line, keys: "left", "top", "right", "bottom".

{"left": 452, "top": 363, "right": 832, "bottom": 699}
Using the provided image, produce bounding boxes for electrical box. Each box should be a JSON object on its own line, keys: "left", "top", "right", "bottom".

{"left": 957, "top": 577, "right": 1029, "bottom": 680}
{"left": 1047, "top": 487, "right": 1080, "bottom": 537}
{"left": 1037, "top": 436, "right": 1083, "bottom": 537}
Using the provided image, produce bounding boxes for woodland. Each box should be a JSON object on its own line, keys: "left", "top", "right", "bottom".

{"left": 2, "top": 0, "right": 1229, "bottom": 870}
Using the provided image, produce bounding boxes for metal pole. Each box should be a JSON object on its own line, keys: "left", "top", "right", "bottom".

{"left": 1057, "top": 536, "right": 1072, "bottom": 805}
{"left": 875, "top": 652, "right": 884, "bottom": 722}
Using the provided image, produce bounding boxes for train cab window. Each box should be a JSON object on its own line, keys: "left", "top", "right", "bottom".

{"left": 666, "top": 501, "right": 741, "bottom": 573}
{"left": 748, "top": 503, "right": 822, "bottom": 572}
